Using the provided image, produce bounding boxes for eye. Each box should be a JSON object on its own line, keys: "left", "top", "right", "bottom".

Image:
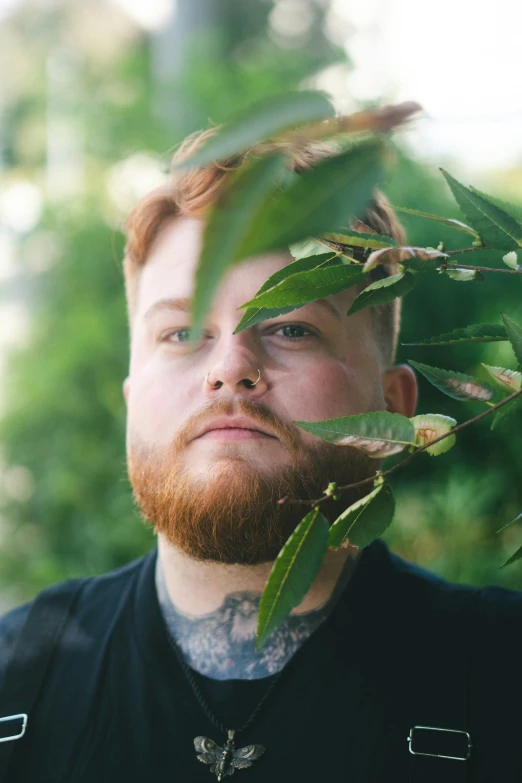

{"left": 161, "top": 328, "right": 197, "bottom": 343}
{"left": 273, "top": 324, "right": 315, "bottom": 340}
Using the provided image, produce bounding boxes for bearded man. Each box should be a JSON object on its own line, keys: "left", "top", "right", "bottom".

{"left": 0, "top": 129, "right": 521, "bottom": 783}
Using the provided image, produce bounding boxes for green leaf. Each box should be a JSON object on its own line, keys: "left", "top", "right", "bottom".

{"left": 391, "top": 205, "right": 479, "bottom": 238}
{"left": 501, "top": 313, "right": 522, "bottom": 365}
{"left": 328, "top": 483, "right": 395, "bottom": 549}
{"left": 294, "top": 410, "right": 415, "bottom": 458}
{"left": 193, "top": 153, "right": 288, "bottom": 336}
{"left": 234, "top": 305, "right": 296, "bottom": 334}
{"left": 401, "top": 323, "right": 508, "bottom": 347}
{"left": 289, "top": 237, "right": 331, "bottom": 260}
{"left": 481, "top": 363, "right": 522, "bottom": 392}
{"left": 444, "top": 267, "right": 484, "bottom": 283}
{"left": 491, "top": 395, "right": 522, "bottom": 431}
{"left": 237, "top": 138, "right": 385, "bottom": 260}
{"left": 258, "top": 254, "right": 342, "bottom": 295}
{"left": 467, "top": 188, "right": 522, "bottom": 227}
{"left": 410, "top": 413, "right": 457, "bottom": 456}
{"left": 440, "top": 169, "right": 522, "bottom": 251}
{"left": 174, "top": 90, "right": 335, "bottom": 169}
{"left": 239, "top": 263, "right": 364, "bottom": 310}
{"left": 346, "top": 271, "right": 415, "bottom": 316}
{"left": 256, "top": 508, "right": 329, "bottom": 649}
{"left": 195, "top": 140, "right": 385, "bottom": 334}
{"left": 409, "top": 360, "right": 495, "bottom": 402}
{"left": 234, "top": 253, "right": 342, "bottom": 334}
{"left": 322, "top": 230, "right": 398, "bottom": 249}
{"left": 501, "top": 542, "right": 522, "bottom": 569}
{"left": 290, "top": 235, "right": 364, "bottom": 263}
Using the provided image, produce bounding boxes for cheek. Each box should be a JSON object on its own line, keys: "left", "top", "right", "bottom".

{"left": 276, "top": 358, "right": 379, "bottom": 424}
{"left": 127, "top": 357, "right": 195, "bottom": 444}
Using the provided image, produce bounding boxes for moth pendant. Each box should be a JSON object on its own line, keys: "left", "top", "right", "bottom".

{"left": 194, "top": 730, "right": 266, "bottom": 780}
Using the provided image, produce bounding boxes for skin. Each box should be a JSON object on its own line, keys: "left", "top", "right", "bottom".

{"left": 123, "top": 215, "right": 418, "bottom": 672}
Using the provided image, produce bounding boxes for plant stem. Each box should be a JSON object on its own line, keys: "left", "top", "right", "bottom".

{"left": 281, "top": 387, "right": 522, "bottom": 509}
{"left": 440, "top": 262, "right": 522, "bottom": 275}
{"left": 445, "top": 246, "right": 490, "bottom": 256}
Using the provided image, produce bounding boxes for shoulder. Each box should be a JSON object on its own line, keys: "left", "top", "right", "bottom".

{"left": 372, "top": 539, "right": 522, "bottom": 624}
{"left": 67, "top": 547, "right": 156, "bottom": 625}
{"left": 359, "top": 541, "right": 522, "bottom": 697}
{"left": 0, "top": 547, "right": 156, "bottom": 687}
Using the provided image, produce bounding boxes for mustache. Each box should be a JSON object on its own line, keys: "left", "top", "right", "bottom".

{"left": 173, "top": 397, "right": 301, "bottom": 455}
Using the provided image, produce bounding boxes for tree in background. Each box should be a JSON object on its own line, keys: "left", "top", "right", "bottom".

{"left": 0, "top": 0, "right": 521, "bottom": 610}
{"left": 0, "top": 0, "right": 344, "bottom": 606}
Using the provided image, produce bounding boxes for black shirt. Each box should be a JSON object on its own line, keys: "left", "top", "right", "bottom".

{"left": 1, "top": 539, "right": 521, "bottom": 782}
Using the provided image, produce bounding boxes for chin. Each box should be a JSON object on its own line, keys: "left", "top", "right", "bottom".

{"left": 128, "top": 429, "right": 376, "bottom": 565}
{"left": 185, "top": 449, "right": 288, "bottom": 480}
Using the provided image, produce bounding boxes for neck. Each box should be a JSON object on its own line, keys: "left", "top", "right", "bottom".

{"left": 156, "top": 533, "right": 361, "bottom": 680}
{"left": 157, "top": 533, "right": 358, "bottom": 615}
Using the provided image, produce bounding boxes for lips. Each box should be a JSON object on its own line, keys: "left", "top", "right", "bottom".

{"left": 195, "top": 416, "right": 276, "bottom": 439}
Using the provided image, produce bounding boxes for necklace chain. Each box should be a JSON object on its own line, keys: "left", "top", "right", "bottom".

{"left": 165, "top": 629, "right": 290, "bottom": 736}
{"left": 161, "top": 551, "right": 359, "bottom": 737}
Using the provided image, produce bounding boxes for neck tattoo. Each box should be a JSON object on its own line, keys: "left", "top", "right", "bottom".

{"left": 155, "top": 556, "right": 339, "bottom": 681}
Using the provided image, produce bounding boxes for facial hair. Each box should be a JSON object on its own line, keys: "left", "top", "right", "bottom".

{"left": 126, "top": 397, "right": 379, "bottom": 565}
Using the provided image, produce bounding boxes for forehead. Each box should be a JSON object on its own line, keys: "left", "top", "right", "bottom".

{"left": 135, "top": 215, "right": 365, "bottom": 324}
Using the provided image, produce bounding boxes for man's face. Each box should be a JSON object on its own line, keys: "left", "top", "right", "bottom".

{"left": 124, "top": 216, "right": 416, "bottom": 564}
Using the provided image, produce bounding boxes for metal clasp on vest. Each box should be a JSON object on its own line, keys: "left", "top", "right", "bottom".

{"left": 408, "top": 725, "right": 472, "bottom": 761}
{"left": 0, "top": 713, "right": 28, "bottom": 743}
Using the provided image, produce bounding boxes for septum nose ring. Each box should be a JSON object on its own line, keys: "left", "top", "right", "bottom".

{"left": 205, "top": 369, "right": 261, "bottom": 388}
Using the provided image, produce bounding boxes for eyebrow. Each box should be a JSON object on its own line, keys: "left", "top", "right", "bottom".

{"left": 143, "top": 298, "right": 193, "bottom": 321}
{"left": 311, "top": 298, "right": 342, "bottom": 320}
{"left": 142, "top": 296, "right": 342, "bottom": 323}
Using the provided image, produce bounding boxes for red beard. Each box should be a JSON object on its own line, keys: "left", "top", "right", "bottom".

{"left": 126, "top": 397, "right": 376, "bottom": 565}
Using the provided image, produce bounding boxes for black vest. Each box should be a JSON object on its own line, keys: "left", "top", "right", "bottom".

{"left": 1, "top": 540, "right": 521, "bottom": 782}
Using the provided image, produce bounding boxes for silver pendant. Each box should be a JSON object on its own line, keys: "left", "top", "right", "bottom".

{"left": 194, "top": 729, "right": 266, "bottom": 780}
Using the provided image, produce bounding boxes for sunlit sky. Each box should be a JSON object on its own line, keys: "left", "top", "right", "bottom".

{"left": 339, "top": 0, "right": 522, "bottom": 174}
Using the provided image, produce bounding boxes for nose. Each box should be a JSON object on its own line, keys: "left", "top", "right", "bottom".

{"left": 202, "top": 343, "right": 268, "bottom": 398}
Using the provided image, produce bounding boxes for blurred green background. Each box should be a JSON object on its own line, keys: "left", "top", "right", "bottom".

{"left": 1, "top": 0, "right": 522, "bottom": 611}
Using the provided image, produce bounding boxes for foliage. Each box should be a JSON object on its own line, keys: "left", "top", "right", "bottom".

{"left": 1, "top": 2, "right": 522, "bottom": 630}
{"left": 174, "top": 90, "right": 335, "bottom": 169}
{"left": 192, "top": 132, "right": 385, "bottom": 335}
{"left": 0, "top": 213, "right": 148, "bottom": 603}
{"left": 167, "top": 92, "right": 522, "bottom": 646}
{"left": 328, "top": 483, "right": 395, "bottom": 550}
{"left": 234, "top": 253, "right": 344, "bottom": 333}
{"left": 294, "top": 411, "right": 415, "bottom": 458}
{"left": 239, "top": 261, "right": 364, "bottom": 312}
{"left": 0, "top": 0, "right": 346, "bottom": 609}
{"left": 256, "top": 508, "right": 329, "bottom": 649}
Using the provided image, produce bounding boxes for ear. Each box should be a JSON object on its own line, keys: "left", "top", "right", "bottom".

{"left": 381, "top": 364, "right": 418, "bottom": 418}
{"left": 123, "top": 377, "right": 130, "bottom": 405}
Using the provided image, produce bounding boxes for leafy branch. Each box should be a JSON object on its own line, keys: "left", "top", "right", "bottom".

{"left": 280, "top": 385, "right": 522, "bottom": 509}
{"left": 179, "top": 89, "right": 522, "bottom": 646}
